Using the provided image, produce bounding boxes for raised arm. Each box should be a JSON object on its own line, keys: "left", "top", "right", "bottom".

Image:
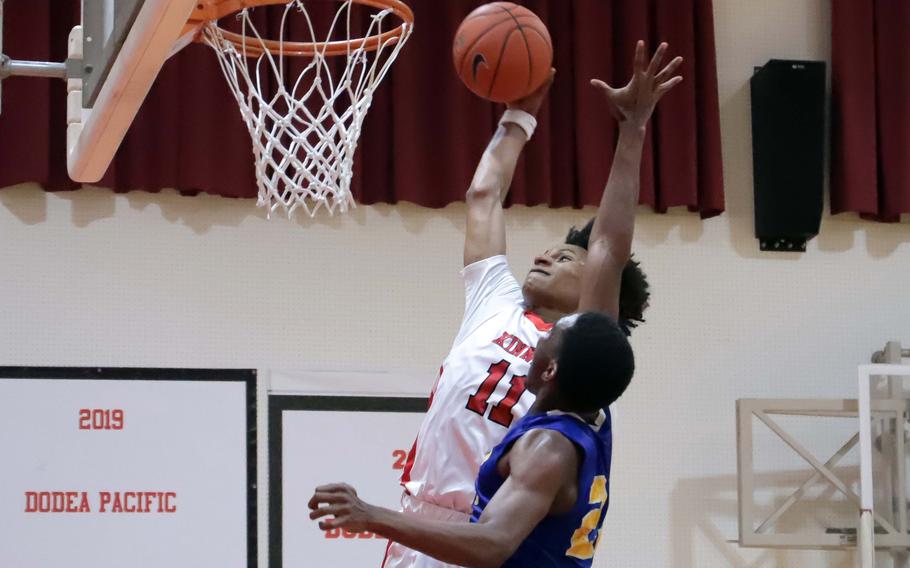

{"left": 308, "top": 429, "right": 577, "bottom": 568}
{"left": 578, "top": 41, "right": 683, "bottom": 315}
{"left": 464, "top": 70, "right": 555, "bottom": 266}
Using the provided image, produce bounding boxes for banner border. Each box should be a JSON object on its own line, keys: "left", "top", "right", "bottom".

{"left": 268, "top": 394, "right": 428, "bottom": 568}
{"left": 0, "top": 366, "right": 258, "bottom": 568}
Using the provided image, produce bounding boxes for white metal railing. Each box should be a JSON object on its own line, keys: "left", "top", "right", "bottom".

{"left": 858, "top": 341, "right": 910, "bottom": 568}
{"left": 736, "top": 341, "right": 910, "bottom": 568}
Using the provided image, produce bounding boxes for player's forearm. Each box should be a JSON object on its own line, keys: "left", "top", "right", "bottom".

{"left": 367, "top": 506, "right": 513, "bottom": 568}
{"left": 467, "top": 123, "right": 528, "bottom": 203}
{"left": 591, "top": 123, "right": 647, "bottom": 253}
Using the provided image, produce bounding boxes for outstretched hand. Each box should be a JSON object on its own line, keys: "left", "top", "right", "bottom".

{"left": 591, "top": 41, "right": 683, "bottom": 129}
{"left": 308, "top": 483, "right": 374, "bottom": 532}
{"left": 508, "top": 68, "right": 556, "bottom": 117}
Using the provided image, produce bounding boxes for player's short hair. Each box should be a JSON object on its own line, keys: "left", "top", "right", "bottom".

{"left": 554, "top": 311, "right": 635, "bottom": 412}
{"left": 565, "top": 219, "right": 650, "bottom": 336}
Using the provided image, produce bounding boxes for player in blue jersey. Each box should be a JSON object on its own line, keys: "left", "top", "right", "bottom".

{"left": 309, "top": 310, "right": 633, "bottom": 567}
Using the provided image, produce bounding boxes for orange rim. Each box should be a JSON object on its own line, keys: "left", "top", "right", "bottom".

{"left": 191, "top": 0, "right": 414, "bottom": 57}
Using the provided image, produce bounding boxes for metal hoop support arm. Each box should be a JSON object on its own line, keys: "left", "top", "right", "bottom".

{"left": 0, "top": 0, "right": 78, "bottom": 114}
{"left": 0, "top": 55, "right": 68, "bottom": 80}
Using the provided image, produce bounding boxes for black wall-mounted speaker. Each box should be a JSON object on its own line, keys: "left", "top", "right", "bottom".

{"left": 750, "top": 59, "right": 826, "bottom": 252}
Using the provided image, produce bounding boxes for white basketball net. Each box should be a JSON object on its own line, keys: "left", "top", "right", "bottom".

{"left": 202, "top": 1, "right": 412, "bottom": 216}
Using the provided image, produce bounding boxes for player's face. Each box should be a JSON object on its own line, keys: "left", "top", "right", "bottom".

{"left": 521, "top": 244, "right": 587, "bottom": 313}
{"left": 526, "top": 327, "right": 562, "bottom": 396}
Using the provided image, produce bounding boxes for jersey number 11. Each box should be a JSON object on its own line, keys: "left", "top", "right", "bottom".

{"left": 465, "top": 360, "right": 527, "bottom": 427}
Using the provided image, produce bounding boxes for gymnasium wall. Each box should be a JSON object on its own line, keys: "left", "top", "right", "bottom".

{"left": 1, "top": 0, "right": 908, "bottom": 566}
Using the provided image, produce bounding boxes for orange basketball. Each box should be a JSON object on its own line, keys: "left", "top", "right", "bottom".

{"left": 452, "top": 2, "right": 553, "bottom": 103}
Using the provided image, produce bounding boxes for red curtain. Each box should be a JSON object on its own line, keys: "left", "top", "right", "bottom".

{"left": 831, "top": 0, "right": 910, "bottom": 222}
{"left": 0, "top": 0, "right": 724, "bottom": 217}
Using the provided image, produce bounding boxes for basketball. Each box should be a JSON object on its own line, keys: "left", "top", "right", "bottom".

{"left": 452, "top": 2, "right": 553, "bottom": 103}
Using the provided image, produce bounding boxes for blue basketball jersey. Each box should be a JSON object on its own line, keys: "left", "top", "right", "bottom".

{"left": 470, "top": 409, "right": 613, "bottom": 567}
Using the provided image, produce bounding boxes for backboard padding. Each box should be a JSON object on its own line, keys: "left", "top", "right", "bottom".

{"left": 81, "top": 0, "right": 145, "bottom": 107}
{"left": 68, "top": 0, "right": 198, "bottom": 182}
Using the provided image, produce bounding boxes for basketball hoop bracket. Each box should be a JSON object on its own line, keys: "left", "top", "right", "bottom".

{"left": 0, "top": 1, "right": 81, "bottom": 116}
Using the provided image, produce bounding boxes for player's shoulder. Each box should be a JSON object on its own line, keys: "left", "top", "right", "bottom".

{"left": 461, "top": 253, "right": 510, "bottom": 276}
{"left": 459, "top": 254, "right": 523, "bottom": 307}
{"left": 520, "top": 411, "right": 606, "bottom": 446}
{"left": 460, "top": 299, "right": 528, "bottom": 335}
{"left": 508, "top": 427, "right": 580, "bottom": 483}
{"left": 514, "top": 426, "right": 577, "bottom": 455}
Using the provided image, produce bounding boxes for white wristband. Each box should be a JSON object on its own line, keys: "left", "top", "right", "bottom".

{"left": 499, "top": 109, "right": 537, "bottom": 140}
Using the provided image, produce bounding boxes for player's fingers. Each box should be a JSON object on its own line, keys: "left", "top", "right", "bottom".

{"left": 543, "top": 68, "right": 556, "bottom": 89}
{"left": 654, "top": 56, "right": 683, "bottom": 84}
{"left": 308, "top": 490, "right": 339, "bottom": 509}
{"left": 646, "top": 42, "right": 668, "bottom": 77}
{"left": 656, "top": 76, "right": 684, "bottom": 98}
{"left": 314, "top": 483, "right": 351, "bottom": 494}
{"left": 633, "top": 40, "right": 646, "bottom": 74}
{"left": 309, "top": 505, "right": 345, "bottom": 520}
{"left": 319, "top": 519, "right": 340, "bottom": 530}
{"left": 308, "top": 492, "right": 349, "bottom": 510}
{"left": 532, "top": 68, "right": 556, "bottom": 94}
{"left": 590, "top": 79, "right": 614, "bottom": 95}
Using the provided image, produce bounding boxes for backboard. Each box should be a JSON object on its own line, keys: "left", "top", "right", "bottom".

{"left": 67, "top": 0, "right": 197, "bottom": 182}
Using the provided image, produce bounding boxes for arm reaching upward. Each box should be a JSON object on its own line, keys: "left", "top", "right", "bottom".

{"left": 578, "top": 41, "right": 683, "bottom": 316}
{"left": 464, "top": 70, "right": 555, "bottom": 266}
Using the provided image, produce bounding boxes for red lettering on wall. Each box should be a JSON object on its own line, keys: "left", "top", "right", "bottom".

{"left": 392, "top": 450, "right": 407, "bottom": 470}
{"left": 79, "top": 409, "right": 125, "bottom": 430}
{"left": 99, "top": 491, "right": 111, "bottom": 512}
{"left": 24, "top": 491, "right": 91, "bottom": 513}
{"left": 164, "top": 492, "right": 176, "bottom": 513}
{"left": 97, "top": 491, "right": 177, "bottom": 513}
{"left": 323, "top": 530, "right": 385, "bottom": 540}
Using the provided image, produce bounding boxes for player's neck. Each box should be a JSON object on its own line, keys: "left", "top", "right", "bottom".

{"left": 532, "top": 391, "right": 602, "bottom": 423}
{"left": 533, "top": 306, "right": 566, "bottom": 324}
{"left": 530, "top": 398, "right": 557, "bottom": 414}
{"left": 530, "top": 391, "right": 567, "bottom": 414}
{"left": 533, "top": 399, "right": 602, "bottom": 425}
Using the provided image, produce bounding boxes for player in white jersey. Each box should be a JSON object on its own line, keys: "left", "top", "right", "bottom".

{"left": 383, "top": 41, "right": 683, "bottom": 568}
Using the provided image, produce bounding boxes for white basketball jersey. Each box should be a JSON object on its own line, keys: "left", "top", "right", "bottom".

{"left": 400, "top": 255, "right": 552, "bottom": 514}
